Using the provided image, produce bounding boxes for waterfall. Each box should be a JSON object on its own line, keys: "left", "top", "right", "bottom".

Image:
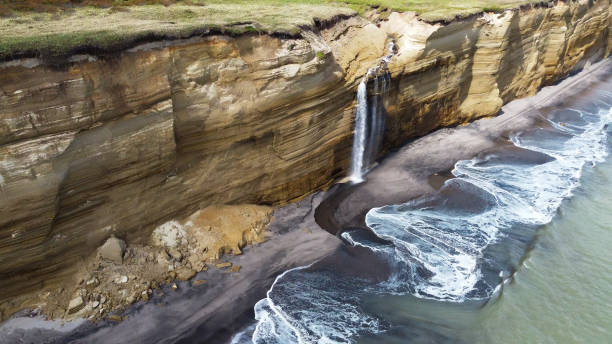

{"left": 349, "top": 80, "right": 369, "bottom": 183}
{"left": 349, "top": 42, "right": 395, "bottom": 183}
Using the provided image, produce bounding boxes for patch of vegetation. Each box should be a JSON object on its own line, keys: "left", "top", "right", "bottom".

{"left": 482, "top": 6, "right": 503, "bottom": 13}
{"left": 244, "top": 25, "right": 259, "bottom": 33}
{"left": 0, "top": 1, "right": 355, "bottom": 60}
{"left": 316, "top": 51, "right": 325, "bottom": 60}
{"left": 1, "top": 1, "right": 183, "bottom": 13}
{"left": 0, "top": 0, "right": 545, "bottom": 61}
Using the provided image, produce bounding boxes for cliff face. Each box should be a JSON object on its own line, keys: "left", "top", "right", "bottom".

{"left": 0, "top": 0, "right": 610, "bottom": 317}
{"left": 379, "top": 0, "right": 611, "bottom": 148}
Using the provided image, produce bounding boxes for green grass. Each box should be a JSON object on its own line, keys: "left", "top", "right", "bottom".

{"left": 334, "top": 0, "right": 537, "bottom": 18}
{"left": 0, "top": 1, "right": 355, "bottom": 60}
{"left": 0, "top": 0, "right": 543, "bottom": 61}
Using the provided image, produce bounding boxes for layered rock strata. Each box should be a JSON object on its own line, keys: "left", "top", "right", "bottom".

{"left": 1, "top": 0, "right": 610, "bottom": 319}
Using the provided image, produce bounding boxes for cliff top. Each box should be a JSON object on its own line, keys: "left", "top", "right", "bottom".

{"left": 0, "top": 0, "right": 542, "bottom": 62}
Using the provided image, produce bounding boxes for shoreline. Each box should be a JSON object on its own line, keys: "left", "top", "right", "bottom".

{"left": 1, "top": 58, "right": 611, "bottom": 343}
{"left": 317, "top": 58, "right": 612, "bottom": 235}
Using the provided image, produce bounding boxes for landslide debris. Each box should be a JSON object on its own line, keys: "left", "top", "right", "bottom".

{"left": 30, "top": 205, "right": 272, "bottom": 321}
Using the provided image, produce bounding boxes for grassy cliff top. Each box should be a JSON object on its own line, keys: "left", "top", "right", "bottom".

{"left": 0, "top": 0, "right": 541, "bottom": 62}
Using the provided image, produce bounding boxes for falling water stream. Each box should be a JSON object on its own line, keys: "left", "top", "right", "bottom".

{"left": 349, "top": 42, "right": 395, "bottom": 183}
{"left": 349, "top": 81, "right": 369, "bottom": 183}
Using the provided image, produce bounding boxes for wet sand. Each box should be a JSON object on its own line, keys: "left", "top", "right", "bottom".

{"left": 1, "top": 58, "right": 611, "bottom": 343}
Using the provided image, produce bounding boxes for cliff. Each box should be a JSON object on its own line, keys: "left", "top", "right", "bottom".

{"left": 1, "top": 0, "right": 610, "bottom": 319}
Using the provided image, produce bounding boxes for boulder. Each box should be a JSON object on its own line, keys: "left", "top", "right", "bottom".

{"left": 114, "top": 275, "right": 128, "bottom": 284}
{"left": 167, "top": 248, "right": 182, "bottom": 261}
{"left": 175, "top": 267, "right": 196, "bottom": 281}
{"left": 98, "top": 236, "right": 126, "bottom": 264}
{"left": 67, "top": 296, "right": 84, "bottom": 314}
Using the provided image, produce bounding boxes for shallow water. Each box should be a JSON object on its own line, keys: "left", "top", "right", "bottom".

{"left": 233, "top": 85, "right": 612, "bottom": 343}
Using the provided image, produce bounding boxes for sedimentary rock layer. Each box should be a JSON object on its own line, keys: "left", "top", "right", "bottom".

{"left": 0, "top": 0, "right": 610, "bottom": 318}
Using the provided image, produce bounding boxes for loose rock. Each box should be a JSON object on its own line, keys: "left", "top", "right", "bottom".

{"left": 108, "top": 314, "right": 122, "bottom": 322}
{"left": 175, "top": 267, "right": 196, "bottom": 281}
{"left": 216, "top": 262, "right": 232, "bottom": 269}
{"left": 86, "top": 277, "right": 99, "bottom": 287}
{"left": 192, "top": 280, "right": 207, "bottom": 287}
{"left": 67, "top": 296, "right": 84, "bottom": 314}
{"left": 167, "top": 248, "right": 182, "bottom": 261}
{"left": 98, "top": 236, "right": 127, "bottom": 264}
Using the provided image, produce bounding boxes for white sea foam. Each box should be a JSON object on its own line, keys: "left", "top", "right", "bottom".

{"left": 366, "top": 106, "right": 612, "bottom": 301}
{"left": 252, "top": 265, "right": 386, "bottom": 344}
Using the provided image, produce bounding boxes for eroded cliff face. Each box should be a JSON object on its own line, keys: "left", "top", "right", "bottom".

{"left": 378, "top": 0, "right": 611, "bottom": 148}
{"left": 0, "top": 0, "right": 610, "bottom": 318}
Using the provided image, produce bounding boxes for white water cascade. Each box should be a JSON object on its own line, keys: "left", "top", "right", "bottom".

{"left": 349, "top": 80, "right": 369, "bottom": 183}
{"left": 349, "top": 42, "right": 395, "bottom": 183}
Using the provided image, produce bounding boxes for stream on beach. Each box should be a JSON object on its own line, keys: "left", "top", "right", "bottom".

{"left": 232, "top": 72, "right": 612, "bottom": 343}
